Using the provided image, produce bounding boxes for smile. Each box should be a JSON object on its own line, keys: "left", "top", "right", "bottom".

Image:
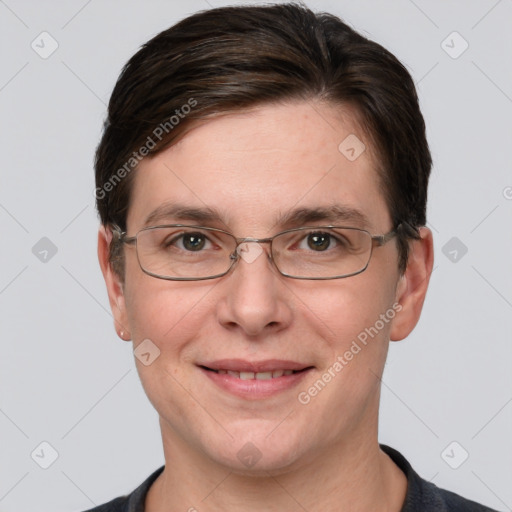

{"left": 198, "top": 361, "right": 314, "bottom": 399}
{"left": 202, "top": 368, "right": 304, "bottom": 379}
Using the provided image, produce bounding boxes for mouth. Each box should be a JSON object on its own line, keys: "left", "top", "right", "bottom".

{"left": 197, "top": 359, "right": 314, "bottom": 399}
{"left": 200, "top": 366, "right": 311, "bottom": 380}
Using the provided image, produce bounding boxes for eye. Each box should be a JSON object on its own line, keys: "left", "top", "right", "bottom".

{"left": 181, "top": 233, "right": 208, "bottom": 251}
{"left": 307, "top": 232, "right": 329, "bottom": 251}
{"left": 299, "top": 231, "right": 340, "bottom": 252}
{"left": 164, "top": 231, "right": 213, "bottom": 252}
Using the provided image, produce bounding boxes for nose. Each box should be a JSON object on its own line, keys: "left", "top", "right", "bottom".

{"left": 215, "top": 241, "right": 293, "bottom": 337}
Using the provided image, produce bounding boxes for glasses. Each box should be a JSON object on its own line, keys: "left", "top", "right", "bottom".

{"left": 112, "top": 224, "right": 398, "bottom": 281}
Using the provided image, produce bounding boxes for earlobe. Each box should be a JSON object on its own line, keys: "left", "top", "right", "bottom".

{"left": 97, "top": 225, "right": 131, "bottom": 341}
{"left": 390, "top": 227, "right": 434, "bottom": 341}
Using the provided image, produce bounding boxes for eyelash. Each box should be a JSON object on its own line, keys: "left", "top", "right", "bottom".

{"left": 165, "top": 230, "right": 347, "bottom": 252}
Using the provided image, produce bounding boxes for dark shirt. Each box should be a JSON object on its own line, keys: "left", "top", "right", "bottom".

{"left": 83, "top": 444, "right": 499, "bottom": 511}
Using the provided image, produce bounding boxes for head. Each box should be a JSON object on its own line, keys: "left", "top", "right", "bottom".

{"left": 97, "top": 3, "right": 433, "bottom": 474}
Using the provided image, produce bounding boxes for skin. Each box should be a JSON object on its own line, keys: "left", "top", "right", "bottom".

{"left": 98, "top": 100, "right": 433, "bottom": 512}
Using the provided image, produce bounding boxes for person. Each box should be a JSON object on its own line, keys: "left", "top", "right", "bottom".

{"left": 89, "top": 3, "right": 498, "bottom": 511}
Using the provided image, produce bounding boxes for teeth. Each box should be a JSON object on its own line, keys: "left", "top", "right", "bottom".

{"left": 256, "top": 371, "right": 273, "bottom": 380}
{"left": 213, "top": 369, "right": 301, "bottom": 379}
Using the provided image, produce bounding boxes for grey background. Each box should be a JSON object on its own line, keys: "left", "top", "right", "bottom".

{"left": 0, "top": 0, "right": 511, "bottom": 511}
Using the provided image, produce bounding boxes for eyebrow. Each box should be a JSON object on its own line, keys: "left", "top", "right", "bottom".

{"left": 142, "top": 202, "right": 371, "bottom": 230}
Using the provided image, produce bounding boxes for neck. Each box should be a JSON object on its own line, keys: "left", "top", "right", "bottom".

{"left": 146, "top": 422, "right": 407, "bottom": 512}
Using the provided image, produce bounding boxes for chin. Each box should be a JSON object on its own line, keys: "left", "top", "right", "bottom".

{"left": 207, "top": 427, "right": 312, "bottom": 476}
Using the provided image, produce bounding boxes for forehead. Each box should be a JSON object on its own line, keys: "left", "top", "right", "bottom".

{"left": 127, "top": 101, "right": 390, "bottom": 234}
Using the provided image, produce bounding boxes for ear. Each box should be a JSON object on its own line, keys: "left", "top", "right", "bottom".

{"left": 390, "top": 227, "right": 434, "bottom": 341}
{"left": 97, "top": 225, "right": 131, "bottom": 341}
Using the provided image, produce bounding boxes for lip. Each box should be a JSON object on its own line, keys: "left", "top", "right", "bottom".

{"left": 197, "top": 359, "right": 314, "bottom": 400}
{"left": 198, "top": 358, "right": 311, "bottom": 373}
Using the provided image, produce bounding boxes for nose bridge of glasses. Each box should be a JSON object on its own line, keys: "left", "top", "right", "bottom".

{"left": 230, "top": 236, "right": 274, "bottom": 265}
{"left": 236, "top": 236, "right": 273, "bottom": 244}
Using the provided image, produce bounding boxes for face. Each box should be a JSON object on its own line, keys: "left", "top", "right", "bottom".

{"left": 100, "top": 100, "right": 429, "bottom": 475}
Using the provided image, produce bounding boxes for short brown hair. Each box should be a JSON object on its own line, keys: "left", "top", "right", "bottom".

{"left": 95, "top": 2, "right": 431, "bottom": 278}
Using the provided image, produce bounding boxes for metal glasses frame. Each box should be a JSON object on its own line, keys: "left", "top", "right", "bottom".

{"left": 111, "top": 223, "right": 399, "bottom": 281}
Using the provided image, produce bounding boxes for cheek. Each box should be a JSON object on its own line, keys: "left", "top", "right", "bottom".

{"left": 123, "top": 278, "right": 219, "bottom": 423}
{"left": 123, "top": 246, "right": 218, "bottom": 344}
{"left": 291, "top": 274, "right": 398, "bottom": 352}
{"left": 292, "top": 280, "right": 398, "bottom": 436}
{"left": 291, "top": 276, "right": 398, "bottom": 409}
